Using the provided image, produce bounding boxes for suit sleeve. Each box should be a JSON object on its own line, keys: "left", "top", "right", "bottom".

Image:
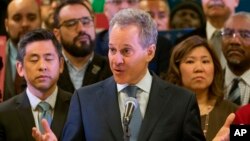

{"left": 62, "top": 91, "right": 85, "bottom": 141}
{"left": 182, "top": 94, "right": 206, "bottom": 141}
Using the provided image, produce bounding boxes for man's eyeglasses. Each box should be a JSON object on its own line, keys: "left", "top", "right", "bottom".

{"left": 40, "top": 0, "right": 61, "bottom": 5}
{"left": 106, "top": 0, "right": 139, "bottom": 5}
{"left": 58, "top": 17, "right": 94, "bottom": 29}
{"left": 221, "top": 28, "right": 250, "bottom": 39}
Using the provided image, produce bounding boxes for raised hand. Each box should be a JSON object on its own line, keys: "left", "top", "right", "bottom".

{"left": 32, "top": 119, "right": 58, "bottom": 141}
{"left": 213, "top": 113, "right": 235, "bottom": 141}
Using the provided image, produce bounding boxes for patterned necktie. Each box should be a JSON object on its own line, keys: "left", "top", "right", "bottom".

{"left": 228, "top": 78, "right": 241, "bottom": 105}
{"left": 125, "top": 85, "right": 143, "bottom": 141}
{"left": 37, "top": 102, "right": 52, "bottom": 133}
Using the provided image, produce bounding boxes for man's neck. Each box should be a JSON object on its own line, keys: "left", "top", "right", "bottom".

{"left": 207, "top": 16, "right": 229, "bottom": 29}
{"left": 64, "top": 51, "right": 92, "bottom": 69}
{"left": 28, "top": 85, "right": 57, "bottom": 101}
{"left": 229, "top": 64, "right": 250, "bottom": 76}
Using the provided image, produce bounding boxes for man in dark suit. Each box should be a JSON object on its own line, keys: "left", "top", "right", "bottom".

{"left": 53, "top": 0, "right": 112, "bottom": 93}
{"left": 33, "top": 8, "right": 205, "bottom": 141}
{"left": 0, "top": 29, "right": 71, "bottom": 141}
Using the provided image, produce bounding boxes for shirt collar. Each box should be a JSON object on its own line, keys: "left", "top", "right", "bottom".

{"left": 117, "top": 69, "right": 152, "bottom": 93}
{"left": 206, "top": 21, "right": 222, "bottom": 40}
{"left": 27, "top": 86, "right": 58, "bottom": 110}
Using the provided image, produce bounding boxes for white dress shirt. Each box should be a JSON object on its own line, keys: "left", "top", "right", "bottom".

{"left": 225, "top": 66, "right": 250, "bottom": 105}
{"left": 117, "top": 70, "right": 152, "bottom": 123}
{"left": 26, "top": 87, "right": 58, "bottom": 128}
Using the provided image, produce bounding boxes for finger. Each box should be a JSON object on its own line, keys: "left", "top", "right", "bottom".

{"left": 32, "top": 127, "right": 42, "bottom": 141}
{"left": 41, "top": 119, "right": 58, "bottom": 141}
{"left": 41, "top": 119, "right": 52, "bottom": 133}
{"left": 224, "top": 113, "right": 235, "bottom": 127}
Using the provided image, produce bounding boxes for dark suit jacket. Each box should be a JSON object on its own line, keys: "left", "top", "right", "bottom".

{"left": 0, "top": 88, "right": 71, "bottom": 141}
{"left": 4, "top": 40, "right": 27, "bottom": 101}
{"left": 57, "top": 53, "right": 112, "bottom": 93}
{"left": 62, "top": 74, "right": 205, "bottom": 141}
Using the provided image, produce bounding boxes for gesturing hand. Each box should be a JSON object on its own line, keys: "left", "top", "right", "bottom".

{"left": 213, "top": 113, "right": 235, "bottom": 141}
{"left": 32, "top": 119, "right": 58, "bottom": 141}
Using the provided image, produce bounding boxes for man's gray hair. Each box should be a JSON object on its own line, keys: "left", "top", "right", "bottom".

{"left": 231, "top": 11, "right": 250, "bottom": 21}
{"left": 109, "top": 8, "right": 158, "bottom": 48}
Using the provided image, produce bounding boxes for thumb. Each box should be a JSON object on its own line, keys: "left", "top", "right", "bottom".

{"left": 42, "top": 119, "right": 52, "bottom": 133}
{"left": 224, "top": 113, "right": 235, "bottom": 127}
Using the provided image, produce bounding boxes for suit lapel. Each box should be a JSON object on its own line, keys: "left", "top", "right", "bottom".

{"left": 138, "top": 75, "right": 171, "bottom": 141}
{"left": 4, "top": 55, "right": 15, "bottom": 99}
{"left": 58, "top": 62, "right": 75, "bottom": 93}
{"left": 83, "top": 55, "right": 101, "bottom": 85}
{"left": 16, "top": 92, "right": 36, "bottom": 141}
{"left": 97, "top": 77, "right": 124, "bottom": 140}
{"left": 51, "top": 89, "right": 71, "bottom": 139}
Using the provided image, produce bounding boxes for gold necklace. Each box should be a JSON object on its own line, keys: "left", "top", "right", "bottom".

{"left": 202, "top": 105, "right": 213, "bottom": 137}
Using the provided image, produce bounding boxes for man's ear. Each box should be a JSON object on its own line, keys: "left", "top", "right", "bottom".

{"left": 146, "top": 44, "right": 156, "bottom": 62}
{"left": 16, "top": 61, "right": 24, "bottom": 77}
{"left": 59, "top": 57, "right": 64, "bottom": 74}
{"left": 53, "top": 28, "right": 61, "bottom": 42}
{"left": 5, "top": 18, "right": 9, "bottom": 33}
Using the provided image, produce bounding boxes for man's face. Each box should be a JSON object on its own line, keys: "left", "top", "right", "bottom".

{"left": 16, "top": 40, "right": 63, "bottom": 93}
{"left": 40, "top": 0, "right": 61, "bottom": 30}
{"left": 5, "top": 0, "right": 41, "bottom": 46}
{"left": 108, "top": 24, "right": 155, "bottom": 84}
{"left": 222, "top": 15, "right": 250, "bottom": 72}
{"left": 139, "top": 0, "right": 169, "bottom": 31}
{"left": 202, "top": 0, "right": 239, "bottom": 19}
{"left": 104, "top": 0, "right": 139, "bottom": 21}
{"left": 54, "top": 4, "right": 95, "bottom": 57}
{"left": 171, "top": 8, "right": 201, "bottom": 29}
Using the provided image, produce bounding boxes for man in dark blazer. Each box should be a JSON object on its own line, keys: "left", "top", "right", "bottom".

{"left": 33, "top": 8, "right": 205, "bottom": 141}
{"left": 53, "top": 0, "right": 112, "bottom": 93}
{"left": 0, "top": 29, "right": 71, "bottom": 141}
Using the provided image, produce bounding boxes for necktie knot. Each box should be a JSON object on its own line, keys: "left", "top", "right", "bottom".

{"left": 125, "top": 85, "right": 138, "bottom": 98}
{"left": 37, "top": 101, "right": 51, "bottom": 112}
{"left": 212, "top": 30, "right": 221, "bottom": 38}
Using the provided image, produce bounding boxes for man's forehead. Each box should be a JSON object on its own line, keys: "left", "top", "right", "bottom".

{"left": 8, "top": 0, "right": 39, "bottom": 15}
{"left": 59, "top": 4, "right": 91, "bottom": 18}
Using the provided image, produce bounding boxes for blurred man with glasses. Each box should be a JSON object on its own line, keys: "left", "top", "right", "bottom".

{"left": 39, "top": 0, "right": 61, "bottom": 31}
{"left": 53, "top": 0, "right": 112, "bottom": 93}
{"left": 209, "top": 13, "right": 250, "bottom": 141}
{"left": 221, "top": 12, "right": 250, "bottom": 106}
